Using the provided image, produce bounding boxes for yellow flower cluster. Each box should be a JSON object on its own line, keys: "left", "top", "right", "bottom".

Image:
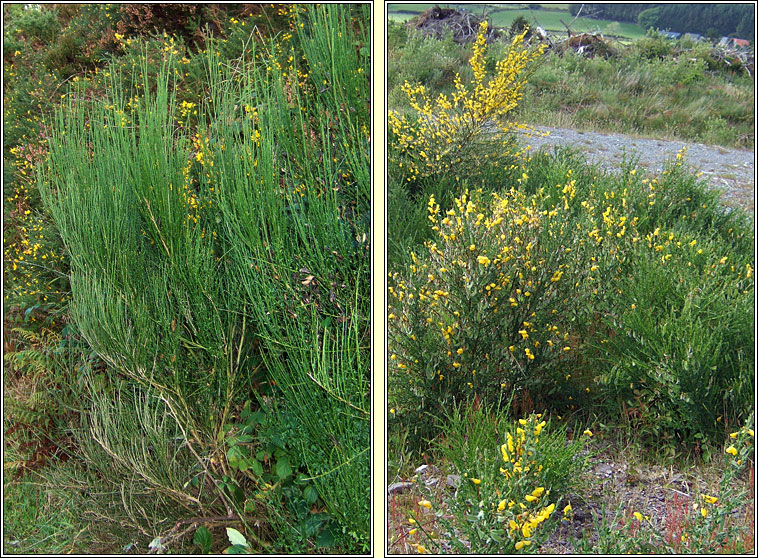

{"left": 388, "top": 21, "right": 544, "bottom": 182}
{"left": 499, "top": 414, "right": 547, "bottom": 480}
{"left": 403, "top": 414, "right": 569, "bottom": 554}
{"left": 177, "top": 100, "right": 197, "bottom": 126}
{"left": 499, "top": 415, "right": 558, "bottom": 550}
{"left": 389, "top": 185, "right": 598, "bottom": 403}
{"left": 5, "top": 144, "right": 67, "bottom": 306}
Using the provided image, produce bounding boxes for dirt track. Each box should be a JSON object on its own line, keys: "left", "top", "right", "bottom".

{"left": 518, "top": 126, "right": 755, "bottom": 213}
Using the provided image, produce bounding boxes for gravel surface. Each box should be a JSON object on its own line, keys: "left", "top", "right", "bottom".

{"left": 518, "top": 126, "right": 755, "bottom": 213}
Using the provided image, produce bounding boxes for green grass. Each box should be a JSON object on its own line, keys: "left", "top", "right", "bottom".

{"left": 4, "top": 470, "right": 83, "bottom": 554}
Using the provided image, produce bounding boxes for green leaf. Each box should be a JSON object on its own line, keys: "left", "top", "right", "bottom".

{"left": 227, "top": 445, "right": 249, "bottom": 470}
{"left": 228, "top": 483, "right": 245, "bottom": 506}
{"left": 193, "top": 526, "right": 212, "bottom": 554}
{"left": 224, "top": 544, "right": 250, "bottom": 554}
{"left": 305, "top": 513, "right": 328, "bottom": 536}
{"left": 316, "top": 524, "right": 337, "bottom": 548}
{"left": 276, "top": 456, "right": 292, "bottom": 479}
{"left": 304, "top": 484, "right": 319, "bottom": 505}
{"left": 243, "top": 410, "right": 265, "bottom": 432}
{"left": 240, "top": 399, "right": 252, "bottom": 421}
{"left": 249, "top": 459, "right": 263, "bottom": 476}
{"left": 226, "top": 527, "right": 248, "bottom": 548}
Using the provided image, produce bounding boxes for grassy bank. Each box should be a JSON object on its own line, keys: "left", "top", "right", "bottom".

{"left": 388, "top": 20, "right": 754, "bottom": 149}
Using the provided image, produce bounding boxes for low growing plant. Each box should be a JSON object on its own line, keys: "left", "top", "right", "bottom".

{"left": 578, "top": 414, "right": 755, "bottom": 553}
{"left": 405, "top": 410, "right": 590, "bottom": 554}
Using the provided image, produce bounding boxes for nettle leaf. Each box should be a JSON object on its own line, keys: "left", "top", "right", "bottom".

{"left": 304, "top": 484, "right": 319, "bottom": 505}
{"left": 227, "top": 445, "right": 249, "bottom": 470}
{"left": 316, "top": 523, "right": 337, "bottom": 548}
{"left": 243, "top": 410, "right": 266, "bottom": 431}
{"left": 276, "top": 456, "right": 292, "bottom": 479}
{"left": 249, "top": 459, "right": 263, "bottom": 476}
{"left": 224, "top": 544, "right": 251, "bottom": 554}
{"left": 225, "top": 527, "right": 248, "bottom": 548}
{"left": 193, "top": 526, "right": 212, "bottom": 554}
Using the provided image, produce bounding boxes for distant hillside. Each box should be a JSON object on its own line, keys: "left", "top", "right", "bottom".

{"left": 572, "top": 3, "right": 754, "bottom": 40}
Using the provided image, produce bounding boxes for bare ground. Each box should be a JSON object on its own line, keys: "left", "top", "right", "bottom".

{"left": 387, "top": 437, "right": 753, "bottom": 554}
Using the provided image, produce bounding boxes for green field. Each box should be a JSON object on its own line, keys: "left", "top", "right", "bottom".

{"left": 387, "top": 3, "right": 647, "bottom": 41}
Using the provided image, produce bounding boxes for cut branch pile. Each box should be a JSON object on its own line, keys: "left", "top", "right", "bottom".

{"left": 406, "top": 6, "right": 501, "bottom": 44}
{"left": 708, "top": 46, "right": 754, "bottom": 77}
{"left": 557, "top": 33, "right": 619, "bottom": 58}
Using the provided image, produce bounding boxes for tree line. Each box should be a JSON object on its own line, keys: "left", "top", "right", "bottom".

{"left": 571, "top": 3, "right": 754, "bottom": 41}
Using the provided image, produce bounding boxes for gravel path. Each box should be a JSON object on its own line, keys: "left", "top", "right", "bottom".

{"left": 519, "top": 126, "right": 755, "bottom": 213}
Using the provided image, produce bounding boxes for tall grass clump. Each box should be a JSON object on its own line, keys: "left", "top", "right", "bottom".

{"left": 38, "top": 3, "right": 369, "bottom": 552}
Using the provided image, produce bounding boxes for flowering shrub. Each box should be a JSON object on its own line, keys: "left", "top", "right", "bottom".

{"left": 406, "top": 413, "right": 589, "bottom": 554}
{"left": 587, "top": 152, "right": 755, "bottom": 446}
{"left": 387, "top": 21, "right": 545, "bottom": 188}
{"left": 387, "top": 180, "right": 634, "bottom": 436}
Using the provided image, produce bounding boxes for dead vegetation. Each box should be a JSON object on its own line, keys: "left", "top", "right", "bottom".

{"left": 405, "top": 6, "right": 501, "bottom": 44}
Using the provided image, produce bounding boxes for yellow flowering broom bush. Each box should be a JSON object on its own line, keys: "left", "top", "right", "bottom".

{"left": 407, "top": 412, "right": 589, "bottom": 554}
{"left": 388, "top": 21, "right": 545, "bottom": 189}
{"left": 388, "top": 181, "right": 633, "bottom": 437}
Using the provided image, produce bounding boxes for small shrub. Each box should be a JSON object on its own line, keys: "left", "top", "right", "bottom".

{"left": 388, "top": 22, "right": 544, "bottom": 189}
{"left": 636, "top": 31, "right": 675, "bottom": 60}
{"left": 13, "top": 5, "right": 59, "bottom": 43}
{"left": 406, "top": 410, "right": 590, "bottom": 554}
{"left": 387, "top": 181, "right": 629, "bottom": 441}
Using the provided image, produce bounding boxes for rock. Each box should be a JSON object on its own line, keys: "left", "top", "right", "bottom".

{"left": 388, "top": 481, "right": 414, "bottom": 495}
{"left": 446, "top": 474, "right": 461, "bottom": 489}
{"left": 414, "top": 464, "right": 429, "bottom": 476}
{"left": 415, "top": 463, "right": 438, "bottom": 476}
